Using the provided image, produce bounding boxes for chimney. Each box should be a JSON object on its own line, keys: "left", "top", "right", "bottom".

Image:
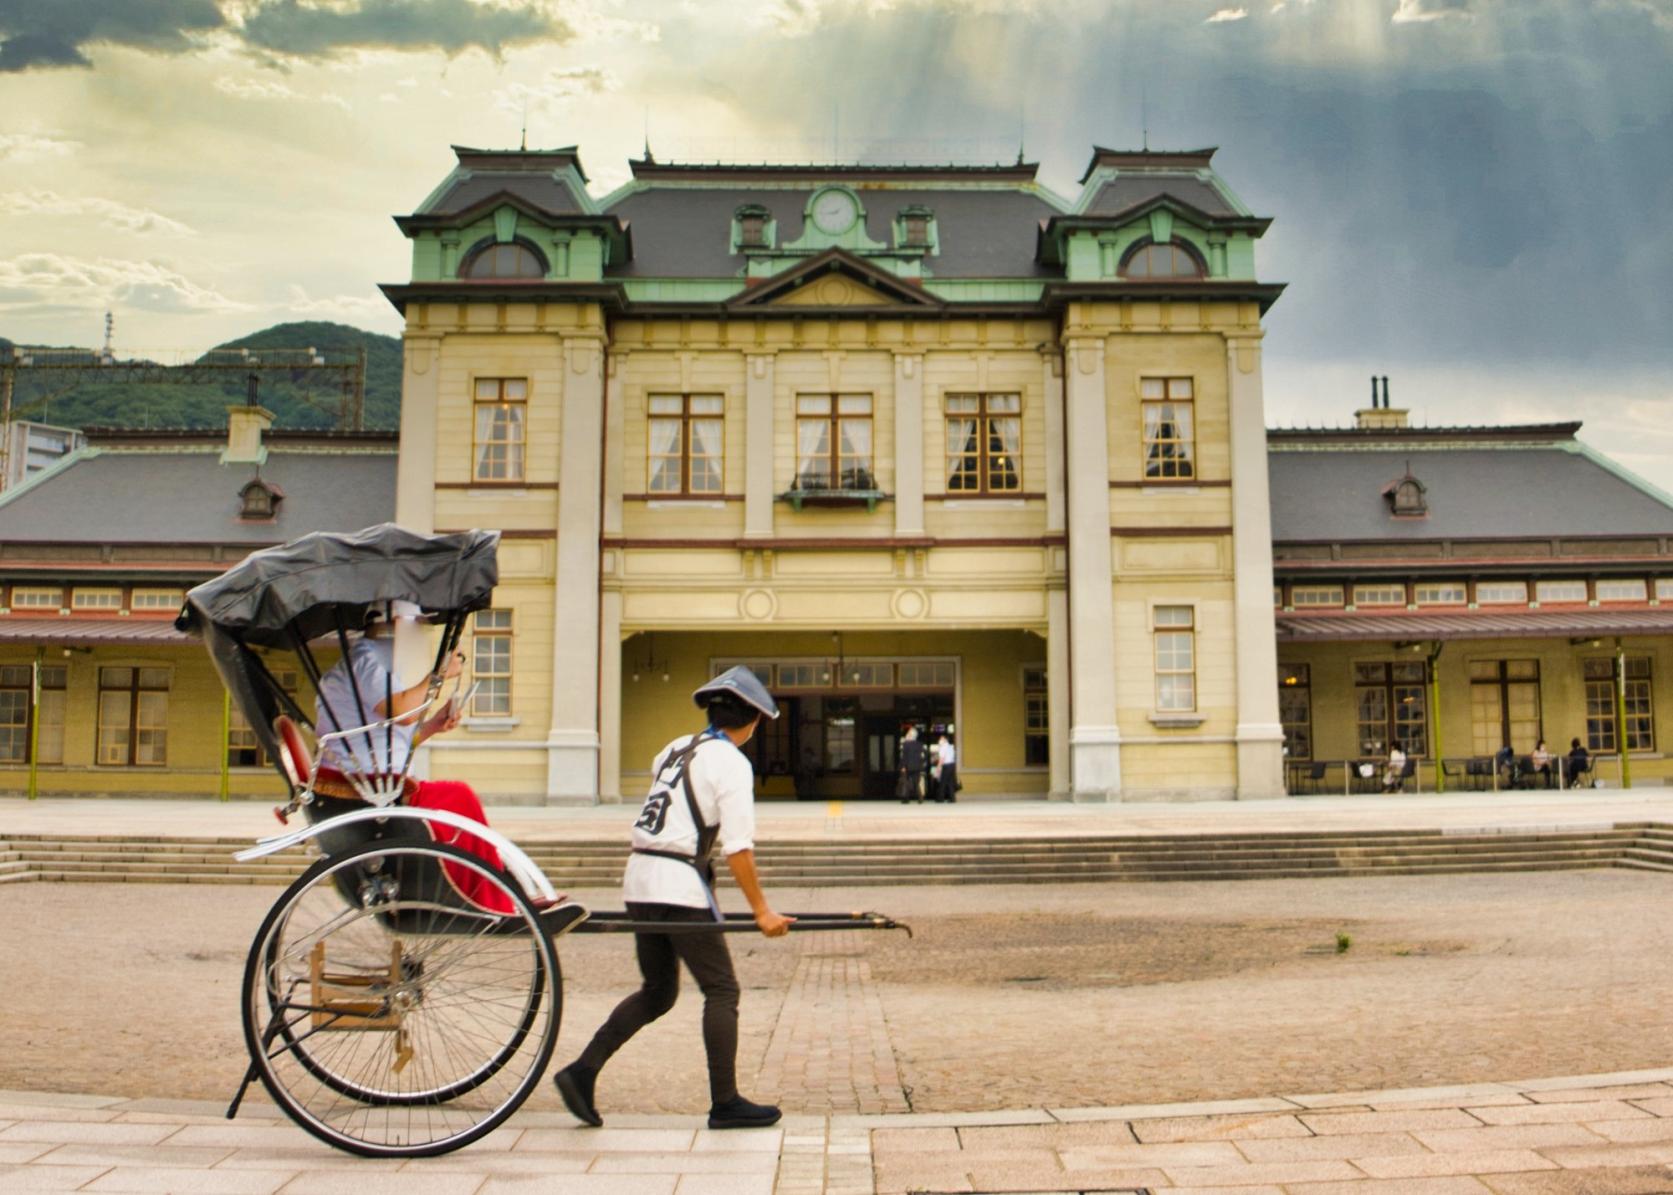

{"left": 225, "top": 404, "right": 274, "bottom": 464}
{"left": 1355, "top": 374, "right": 1410, "bottom": 431}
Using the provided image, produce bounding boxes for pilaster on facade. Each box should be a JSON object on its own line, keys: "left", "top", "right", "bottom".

{"left": 602, "top": 354, "right": 625, "bottom": 537}
{"left": 893, "top": 352, "right": 925, "bottom": 537}
{"left": 1225, "top": 333, "right": 1286, "bottom": 798}
{"left": 1062, "top": 331, "right": 1122, "bottom": 800}
{"left": 744, "top": 352, "right": 776, "bottom": 538}
{"left": 547, "top": 332, "right": 607, "bottom": 802}
{"left": 396, "top": 333, "right": 441, "bottom": 534}
{"left": 1043, "top": 350, "right": 1066, "bottom": 536}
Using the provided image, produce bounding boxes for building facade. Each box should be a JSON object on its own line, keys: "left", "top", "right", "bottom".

{"left": 1270, "top": 399, "right": 1673, "bottom": 790}
{"left": 0, "top": 415, "right": 395, "bottom": 797}
{"left": 383, "top": 144, "right": 1289, "bottom": 803}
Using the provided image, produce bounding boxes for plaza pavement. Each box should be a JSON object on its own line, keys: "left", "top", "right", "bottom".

{"left": 7, "top": 1070, "right": 1673, "bottom": 1193}
{"left": 3, "top": 785, "right": 1673, "bottom": 844}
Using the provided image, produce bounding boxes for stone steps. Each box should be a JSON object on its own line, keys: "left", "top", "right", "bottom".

{"left": 0, "top": 825, "right": 1667, "bottom": 888}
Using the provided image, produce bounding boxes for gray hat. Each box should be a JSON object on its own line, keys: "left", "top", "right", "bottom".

{"left": 692, "top": 665, "right": 780, "bottom": 719}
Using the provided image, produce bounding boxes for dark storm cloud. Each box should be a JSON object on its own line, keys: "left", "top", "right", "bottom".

{"left": 0, "top": 0, "right": 225, "bottom": 72}
{"left": 0, "top": 0, "right": 570, "bottom": 72}
{"left": 238, "top": 0, "right": 572, "bottom": 60}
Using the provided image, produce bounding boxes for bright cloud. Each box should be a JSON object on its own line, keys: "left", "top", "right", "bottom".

{"left": 281, "top": 284, "right": 389, "bottom": 323}
{"left": 213, "top": 73, "right": 351, "bottom": 109}
{"left": 0, "top": 254, "right": 246, "bottom": 314}
{"left": 1206, "top": 7, "right": 1249, "bottom": 22}
{"left": 0, "top": 133, "right": 82, "bottom": 162}
{"left": 492, "top": 64, "right": 617, "bottom": 117}
{"left": 0, "top": 191, "right": 195, "bottom": 235}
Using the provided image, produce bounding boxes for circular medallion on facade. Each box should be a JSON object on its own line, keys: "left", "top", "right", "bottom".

{"left": 815, "top": 276, "right": 850, "bottom": 306}
{"left": 740, "top": 588, "right": 777, "bottom": 620}
{"left": 892, "top": 588, "right": 927, "bottom": 619}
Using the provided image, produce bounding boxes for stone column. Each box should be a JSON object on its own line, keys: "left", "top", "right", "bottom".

{"left": 1063, "top": 334, "right": 1121, "bottom": 799}
{"left": 1226, "top": 333, "right": 1286, "bottom": 798}
{"left": 744, "top": 353, "right": 775, "bottom": 538}
{"left": 602, "top": 354, "right": 625, "bottom": 538}
{"left": 395, "top": 332, "right": 440, "bottom": 534}
{"left": 1047, "top": 584, "right": 1071, "bottom": 798}
{"left": 893, "top": 352, "right": 925, "bottom": 537}
{"left": 547, "top": 334, "right": 606, "bottom": 802}
{"left": 1043, "top": 350, "right": 1066, "bottom": 535}
{"left": 597, "top": 587, "right": 623, "bottom": 803}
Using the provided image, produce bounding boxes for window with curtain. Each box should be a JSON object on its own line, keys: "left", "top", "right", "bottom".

{"left": 473, "top": 378, "right": 527, "bottom": 482}
{"left": 647, "top": 394, "right": 724, "bottom": 494}
{"left": 1141, "top": 378, "right": 1195, "bottom": 480}
{"left": 97, "top": 666, "right": 169, "bottom": 767}
{"left": 945, "top": 393, "right": 1022, "bottom": 493}
{"left": 1153, "top": 606, "right": 1196, "bottom": 712}
{"left": 473, "top": 609, "right": 514, "bottom": 716}
{"left": 795, "top": 395, "right": 874, "bottom": 491}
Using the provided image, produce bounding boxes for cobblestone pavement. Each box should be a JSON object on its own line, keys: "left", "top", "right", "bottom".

{"left": 9, "top": 1072, "right": 1673, "bottom": 1193}
{"left": 5, "top": 871, "right": 1673, "bottom": 1117}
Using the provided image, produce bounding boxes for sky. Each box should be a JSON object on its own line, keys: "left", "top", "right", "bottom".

{"left": 0, "top": 0, "right": 1669, "bottom": 479}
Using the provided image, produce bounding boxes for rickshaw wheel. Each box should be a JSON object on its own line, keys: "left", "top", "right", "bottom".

{"left": 242, "top": 840, "right": 561, "bottom": 1157}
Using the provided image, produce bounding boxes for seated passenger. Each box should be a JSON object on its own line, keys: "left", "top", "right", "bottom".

{"left": 315, "top": 600, "right": 512, "bottom": 914}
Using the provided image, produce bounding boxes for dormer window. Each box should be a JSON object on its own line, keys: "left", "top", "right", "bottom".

{"left": 1384, "top": 469, "right": 1427, "bottom": 518}
{"left": 239, "top": 477, "right": 284, "bottom": 521}
{"left": 898, "top": 205, "right": 934, "bottom": 249}
{"left": 733, "top": 204, "right": 773, "bottom": 251}
{"left": 1119, "top": 238, "right": 1205, "bottom": 279}
{"left": 459, "top": 239, "right": 546, "bottom": 280}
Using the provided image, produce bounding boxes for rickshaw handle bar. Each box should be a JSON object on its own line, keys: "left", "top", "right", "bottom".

{"left": 574, "top": 913, "right": 911, "bottom": 936}
{"left": 233, "top": 805, "right": 559, "bottom": 904}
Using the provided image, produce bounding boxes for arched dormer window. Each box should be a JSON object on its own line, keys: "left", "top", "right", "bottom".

{"left": 459, "top": 238, "right": 547, "bottom": 280}
{"left": 1384, "top": 469, "right": 1428, "bottom": 518}
{"left": 1119, "top": 238, "right": 1206, "bottom": 279}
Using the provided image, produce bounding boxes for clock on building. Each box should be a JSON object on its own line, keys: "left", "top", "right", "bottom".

{"left": 810, "top": 188, "right": 859, "bottom": 234}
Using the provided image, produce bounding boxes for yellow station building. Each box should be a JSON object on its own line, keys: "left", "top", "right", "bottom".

{"left": 3, "top": 143, "right": 1669, "bottom": 803}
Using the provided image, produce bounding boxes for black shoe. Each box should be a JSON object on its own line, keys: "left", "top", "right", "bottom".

{"left": 708, "top": 1095, "right": 781, "bottom": 1129}
{"left": 554, "top": 1064, "right": 602, "bottom": 1127}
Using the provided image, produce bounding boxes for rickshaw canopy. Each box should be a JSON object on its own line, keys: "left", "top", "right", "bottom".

{"left": 176, "top": 523, "right": 498, "bottom": 772}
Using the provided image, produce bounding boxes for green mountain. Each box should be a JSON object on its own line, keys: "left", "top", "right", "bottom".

{"left": 0, "top": 321, "right": 401, "bottom": 431}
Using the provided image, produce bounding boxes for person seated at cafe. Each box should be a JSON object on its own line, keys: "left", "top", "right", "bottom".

{"left": 1529, "top": 739, "right": 1555, "bottom": 789}
{"left": 1493, "top": 743, "right": 1520, "bottom": 789}
{"left": 1381, "top": 743, "right": 1408, "bottom": 793}
{"left": 1565, "top": 737, "right": 1591, "bottom": 788}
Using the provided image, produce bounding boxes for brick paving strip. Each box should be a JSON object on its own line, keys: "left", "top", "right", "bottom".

{"left": 757, "top": 930, "right": 912, "bottom": 1118}
{"left": 7, "top": 1072, "right": 1673, "bottom": 1194}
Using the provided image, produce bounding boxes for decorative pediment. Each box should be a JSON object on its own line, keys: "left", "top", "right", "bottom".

{"left": 727, "top": 249, "right": 943, "bottom": 311}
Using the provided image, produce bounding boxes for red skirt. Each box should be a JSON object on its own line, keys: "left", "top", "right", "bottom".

{"left": 408, "top": 779, "right": 515, "bottom": 914}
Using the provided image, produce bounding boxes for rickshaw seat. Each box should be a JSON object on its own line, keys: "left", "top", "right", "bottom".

{"left": 273, "top": 714, "right": 419, "bottom": 806}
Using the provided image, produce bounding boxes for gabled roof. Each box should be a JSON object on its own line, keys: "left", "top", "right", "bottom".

{"left": 1079, "top": 146, "right": 1218, "bottom": 184}
{"left": 1267, "top": 437, "right": 1673, "bottom": 543}
{"left": 0, "top": 449, "right": 395, "bottom": 547}
{"left": 626, "top": 159, "right": 1040, "bottom": 182}
{"left": 408, "top": 145, "right": 595, "bottom": 221}
{"left": 727, "top": 249, "right": 943, "bottom": 310}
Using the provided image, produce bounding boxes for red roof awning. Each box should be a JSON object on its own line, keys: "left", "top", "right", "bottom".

{"left": 1276, "top": 607, "right": 1673, "bottom": 643}
{"left": 0, "top": 618, "right": 194, "bottom": 646}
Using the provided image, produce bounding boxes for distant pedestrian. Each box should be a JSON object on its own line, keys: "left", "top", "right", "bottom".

{"left": 897, "top": 726, "right": 926, "bottom": 803}
{"left": 934, "top": 733, "right": 958, "bottom": 802}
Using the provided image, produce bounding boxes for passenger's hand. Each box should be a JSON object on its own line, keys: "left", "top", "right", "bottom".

{"left": 755, "top": 910, "right": 795, "bottom": 938}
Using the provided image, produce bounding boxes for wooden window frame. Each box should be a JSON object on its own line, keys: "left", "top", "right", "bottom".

{"left": 1353, "top": 661, "right": 1428, "bottom": 758}
{"left": 1140, "top": 378, "right": 1196, "bottom": 482}
{"left": 1584, "top": 657, "right": 1654, "bottom": 753}
{"left": 1596, "top": 578, "right": 1649, "bottom": 603}
{"left": 97, "top": 665, "right": 169, "bottom": 768}
{"left": 1468, "top": 658, "right": 1542, "bottom": 755}
{"left": 458, "top": 238, "right": 547, "bottom": 280}
{"left": 228, "top": 669, "right": 296, "bottom": 767}
{"left": 1119, "top": 238, "right": 1206, "bottom": 279}
{"left": 1291, "top": 585, "right": 1344, "bottom": 608}
{"left": 944, "top": 392, "right": 1023, "bottom": 494}
{"left": 1352, "top": 583, "right": 1407, "bottom": 608}
{"left": 1022, "top": 664, "right": 1048, "bottom": 766}
{"left": 9, "top": 586, "right": 62, "bottom": 610}
{"left": 71, "top": 587, "right": 124, "bottom": 611}
{"left": 472, "top": 377, "right": 528, "bottom": 483}
{"left": 794, "top": 394, "right": 875, "bottom": 492}
{"left": 130, "top": 588, "right": 185, "bottom": 613}
{"left": 1415, "top": 582, "right": 1467, "bottom": 606}
{"left": 647, "top": 394, "right": 725, "bottom": 496}
{"left": 1534, "top": 579, "right": 1588, "bottom": 604}
{"left": 472, "top": 609, "right": 514, "bottom": 717}
{"left": 1152, "top": 605, "right": 1197, "bottom": 713}
{"left": 1475, "top": 580, "right": 1529, "bottom": 605}
{"left": 1278, "top": 663, "right": 1312, "bottom": 760}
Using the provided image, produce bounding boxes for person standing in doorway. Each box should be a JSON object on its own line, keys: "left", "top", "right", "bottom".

{"left": 898, "top": 725, "right": 926, "bottom": 803}
{"left": 552, "top": 666, "right": 793, "bottom": 1130}
{"left": 935, "top": 732, "right": 958, "bottom": 802}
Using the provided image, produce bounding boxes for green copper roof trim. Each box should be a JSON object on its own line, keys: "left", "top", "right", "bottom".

{"left": 620, "top": 278, "right": 747, "bottom": 302}
{"left": 616, "top": 277, "right": 1048, "bottom": 304}
{"left": 1567, "top": 437, "right": 1673, "bottom": 511}
{"left": 0, "top": 445, "right": 101, "bottom": 512}
{"left": 921, "top": 279, "right": 1046, "bottom": 302}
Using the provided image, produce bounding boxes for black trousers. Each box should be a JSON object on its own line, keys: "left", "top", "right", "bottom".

{"left": 575, "top": 901, "right": 740, "bottom": 1104}
{"left": 937, "top": 762, "right": 958, "bottom": 802}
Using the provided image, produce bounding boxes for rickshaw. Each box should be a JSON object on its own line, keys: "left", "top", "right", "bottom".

{"left": 177, "top": 524, "right": 904, "bottom": 1158}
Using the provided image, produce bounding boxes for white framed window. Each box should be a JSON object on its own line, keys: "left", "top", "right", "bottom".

{"left": 473, "top": 377, "right": 528, "bottom": 482}
{"left": 1534, "top": 580, "right": 1587, "bottom": 603}
{"left": 97, "top": 666, "right": 170, "bottom": 766}
{"left": 1290, "top": 585, "right": 1344, "bottom": 608}
{"left": 648, "top": 394, "right": 725, "bottom": 494}
{"left": 839, "top": 661, "right": 893, "bottom": 689}
{"left": 775, "top": 662, "right": 825, "bottom": 689}
{"left": 1476, "top": 581, "right": 1528, "bottom": 605}
{"left": 1352, "top": 583, "right": 1406, "bottom": 607}
{"left": 1596, "top": 578, "right": 1648, "bottom": 602}
{"left": 898, "top": 660, "right": 956, "bottom": 689}
{"left": 1022, "top": 665, "right": 1048, "bottom": 766}
{"left": 130, "top": 588, "right": 185, "bottom": 612}
{"left": 1415, "top": 582, "right": 1467, "bottom": 606}
{"left": 794, "top": 394, "right": 874, "bottom": 491}
{"left": 471, "top": 609, "right": 513, "bottom": 716}
{"left": 1140, "top": 378, "right": 1195, "bottom": 481}
{"left": 1656, "top": 578, "right": 1673, "bottom": 601}
{"left": 71, "top": 587, "right": 123, "bottom": 611}
{"left": 944, "top": 393, "right": 1022, "bottom": 493}
{"left": 9, "top": 586, "right": 62, "bottom": 610}
{"left": 1153, "top": 606, "right": 1196, "bottom": 712}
